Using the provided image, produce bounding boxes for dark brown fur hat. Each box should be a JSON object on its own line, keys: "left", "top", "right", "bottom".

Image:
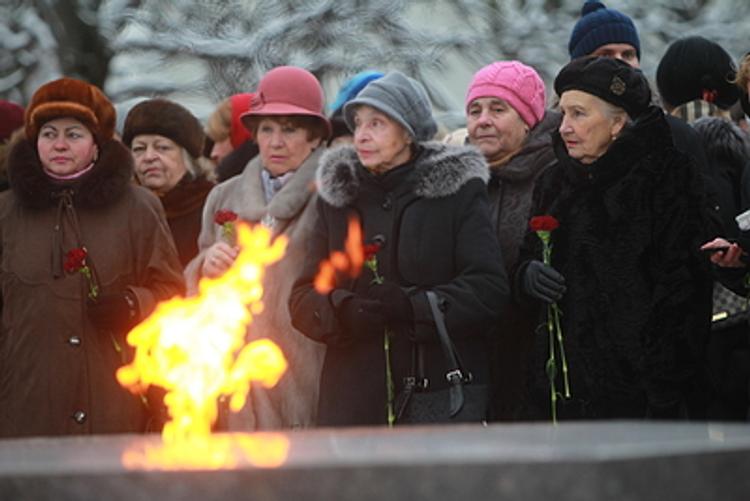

{"left": 121, "top": 98, "right": 205, "bottom": 158}
{"left": 25, "top": 77, "right": 115, "bottom": 143}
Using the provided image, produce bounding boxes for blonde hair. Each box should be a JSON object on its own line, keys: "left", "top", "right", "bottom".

{"left": 734, "top": 54, "right": 750, "bottom": 92}
{"left": 205, "top": 98, "right": 232, "bottom": 143}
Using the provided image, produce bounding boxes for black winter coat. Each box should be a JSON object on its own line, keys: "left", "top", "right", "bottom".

{"left": 516, "top": 107, "right": 712, "bottom": 420}
{"left": 289, "top": 143, "right": 508, "bottom": 426}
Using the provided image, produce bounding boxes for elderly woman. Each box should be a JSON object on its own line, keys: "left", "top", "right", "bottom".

{"left": 122, "top": 99, "right": 214, "bottom": 267}
{"left": 185, "top": 66, "right": 329, "bottom": 431}
{"left": 289, "top": 71, "right": 508, "bottom": 427}
{"left": 0, "top": 78, "right": 185, "bottom": 437}
{"left": 464, "top": 61, "right": 560, "bottom": 420}
{"left": 515, "top": 57, "right": 711, "bottom": 421}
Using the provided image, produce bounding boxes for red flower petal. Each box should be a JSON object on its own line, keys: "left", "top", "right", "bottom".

{"left": 214, "top": 209, "right": 239, "bottom": 225}
{"left": 529, "top": 215, "right": 559, "bottom": 232}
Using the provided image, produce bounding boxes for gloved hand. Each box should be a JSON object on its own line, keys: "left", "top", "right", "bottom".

{"left": 87, "top": 290, "right": 139, "bottom": 334}
{"left": 332, "top": 291, "right": 386, "bottom": 339}
{"left": 522, "top": 260, "right": 566, "bottom": 304}
{"left": 367, "top": 281, "right": 413, "bottom": 325}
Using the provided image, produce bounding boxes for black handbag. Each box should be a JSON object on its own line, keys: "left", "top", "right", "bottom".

{"left": 394, "top": 291, "right": 488, "bottom": 424}
{"left": 711, "top": 281, "right": 750, "bottom": 331}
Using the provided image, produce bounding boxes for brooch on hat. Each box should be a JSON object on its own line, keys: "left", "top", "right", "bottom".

{"left": 610, "top": 76, "right": 626, "bottom": 96}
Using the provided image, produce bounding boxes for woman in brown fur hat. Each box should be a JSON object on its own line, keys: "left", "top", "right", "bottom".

{"left": 0, "top": 78, "right": 185, "bottom": 437}
{"left": 122, "top": 98, "right": 215, "bottom": 267}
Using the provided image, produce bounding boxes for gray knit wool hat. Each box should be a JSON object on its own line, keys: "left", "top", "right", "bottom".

{"left": 343, "top": 71, "right": 437, "bottom": 141}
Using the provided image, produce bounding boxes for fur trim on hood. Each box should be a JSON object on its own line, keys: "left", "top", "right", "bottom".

{"left": 7, "top": 138, "right": 134, "bottom": 209}
{"left": 316, "top": 141, "right": 488, "bottom": 208}
{"left": 692, "top": 116, "right": 750, "bottom": 169}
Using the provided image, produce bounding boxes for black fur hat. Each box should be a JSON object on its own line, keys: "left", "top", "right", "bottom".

{"left": 555, "top": 56, "right": 651, "bottom": 119}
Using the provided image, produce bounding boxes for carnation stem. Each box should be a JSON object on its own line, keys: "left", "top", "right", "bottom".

{"left": 547, "top": 303, "right": 558, "bottom": 425}
{"left": 552, "top": 303, "right": 571, "bottom": 398}
{"left": 384, "top": 329, "right": 395, "bottom": 427}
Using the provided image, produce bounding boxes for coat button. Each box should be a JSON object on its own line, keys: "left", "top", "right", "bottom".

{"left": 68, "top": 335, "right": 82, "bottom": 347}
{"left": 73, "top": 410, "right": 87, "bottom": 424}
{"left": 381, "top": 196, "right": 392, "bottom": 210}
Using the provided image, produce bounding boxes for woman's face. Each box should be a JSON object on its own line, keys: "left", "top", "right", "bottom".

{"left": 131, "top": 134, "right": 187, "bottom": 194}
{"left": 466, "top": 97, "right": 529, "bottom": 160}
{"left": 558, "top": 90, "right": 625, "bottom": 164}
{"left": 256, "top": 117, "right": 320, "bottom": 177}
{"left": 352, "top": 105, "right": 412, "bottom": 173}
{"left": 36, "top": 117, "right": 98, "bottom": 176}
{"left": 210, "top": 137, "right": 233, "bottom": 165}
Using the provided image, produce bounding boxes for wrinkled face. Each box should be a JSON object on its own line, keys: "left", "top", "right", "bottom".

{"left": 558, "top": 90, "right": 624, "bottom": 164}
{"left": 352, "top": 105, "right": 412, "bottom": 173}
{"left": 37, "top": 117, "right": 98, "bottom": 177}
{"left": 466, "top": 97, "right": 529, "bottom": 160}
{"left": 210, "top": 137, "right": 233, "bottom": 165}
{"left": 132, "top": 134, "right": 187, "bottom": 194}
{"left": 591, "top": 43, "right": 640, "bottom": 68}
{"left": 256, "top": 117, "right": 320, "bottom": 176}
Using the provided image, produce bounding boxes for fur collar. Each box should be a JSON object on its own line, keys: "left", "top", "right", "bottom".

{"left": 692, "top": 116, "right": 750, "bottom": 169}
{"left": 7, "top": 138, "right": 134, "bottom": 209}
{"left": 316, "top": 141, "right": 488, "bottom": 208}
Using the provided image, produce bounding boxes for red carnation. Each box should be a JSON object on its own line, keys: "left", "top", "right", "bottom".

{"left": 214, "top": 210, "right": 238, "bottom": 226}
{"left": 64, "top": 247, "right": 88, "bottom": 273}
{"left": 529, "top": 215, "right": 559, "bottom": 232}
{"left": 363, "top": 242, "right": 381, "bottom": 262}
{"left": 64, "top": 247, "right": 98, "bottom": 299}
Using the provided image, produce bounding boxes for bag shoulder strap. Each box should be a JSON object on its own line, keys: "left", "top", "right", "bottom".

{"left": 425, "top": 290, "right": 466, "bottom": 417}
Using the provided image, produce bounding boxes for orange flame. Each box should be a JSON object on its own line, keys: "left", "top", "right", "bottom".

{"left": 313, "top": 215, "right": 365, "bottom": 294}
{"left": 117, "top": 222, "right": 290, "bottom": 469}
{"left": 122, "top": 432, "right": 290, "bottom": 470}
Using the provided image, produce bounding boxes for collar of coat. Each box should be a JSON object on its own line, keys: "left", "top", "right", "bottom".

{"left": 316, "top": 141, "right": 489, "bottom": 208}
{"left": 7, "top": 137, "right": 133, "bottom": 209}
{"left": 491, "top": 110, "right": 561, "bottom": 183}
{"left": 160, "top": 173, "right": 214, "bottom": 219}
{"left": 692, "top": 116, "right": 749, "bottom": 173}
{"left": 237, "top": 146, "right": 323, "bottom": 222}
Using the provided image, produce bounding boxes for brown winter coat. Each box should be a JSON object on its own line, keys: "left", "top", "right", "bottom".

{"left": 0, "top": 138, "right": 185, "bottom": 437}
{"left": 486, "top": 111, "right": 560, "bottom": 420}
{"left": 184, "top": 147, "right": 326, "bottom": 430}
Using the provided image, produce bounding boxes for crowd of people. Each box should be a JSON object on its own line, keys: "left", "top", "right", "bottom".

{"left": 1, "top": 0, "right": 749, "bottom": 437}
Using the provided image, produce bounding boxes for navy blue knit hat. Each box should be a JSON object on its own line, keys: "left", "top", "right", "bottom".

{"left": 568, "top": 1, "right": 640, "bottom": 60}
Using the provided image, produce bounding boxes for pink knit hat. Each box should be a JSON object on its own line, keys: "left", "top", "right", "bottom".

{"left": 465, "top": 61, "right": 546, "bottom": 128}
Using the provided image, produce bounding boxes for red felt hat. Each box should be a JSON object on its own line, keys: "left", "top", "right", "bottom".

{"left": 0, "top": 100, "right": 24, "bottom": 142}
{"left": 241, "top": 66, "right": 331, "bottom": 138}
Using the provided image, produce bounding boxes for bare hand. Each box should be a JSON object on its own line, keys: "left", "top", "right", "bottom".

{"left": 201, "top": 241, "right": 239, "bottom": 278}
{"left": 700, "top": 237, "right": 746, "bottom": 268}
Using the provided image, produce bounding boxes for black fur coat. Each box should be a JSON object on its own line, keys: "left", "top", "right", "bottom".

{"left": 516, "top": 107, "right": 712, "bottom": 420}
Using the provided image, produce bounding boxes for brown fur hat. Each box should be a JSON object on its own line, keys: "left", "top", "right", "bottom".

{"left": 25, "top": 77, "right": 115, "bottom": 143}
{"left": 121, "top": 98, "right": 205, "bottom": 158}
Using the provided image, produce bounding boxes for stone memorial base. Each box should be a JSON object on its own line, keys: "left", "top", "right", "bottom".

{"left": 1, "top": 422, "right": 749, "bottom": 500}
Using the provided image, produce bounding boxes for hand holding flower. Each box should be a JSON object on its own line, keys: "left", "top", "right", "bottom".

{"left": 522, "top": 260, "right": 566, "bottom": 303}
{"left": 529, "top": 215, "right": 571, "bottom": 424}
{"left": 202, "top": 241, "right": 239, "bottom": 278}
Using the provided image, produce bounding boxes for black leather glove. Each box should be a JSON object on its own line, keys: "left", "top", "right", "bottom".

{"left": 367, "top": 282, "right": 413, "bottom": 325}
{"left": 331, "top": 290, "right": 386, "bottom": 339}
{"left": 522, "top": 260, "right": 566, "bottom": 304}
{"left": 87, "top": 290, "right": 140, "bottom": 334}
